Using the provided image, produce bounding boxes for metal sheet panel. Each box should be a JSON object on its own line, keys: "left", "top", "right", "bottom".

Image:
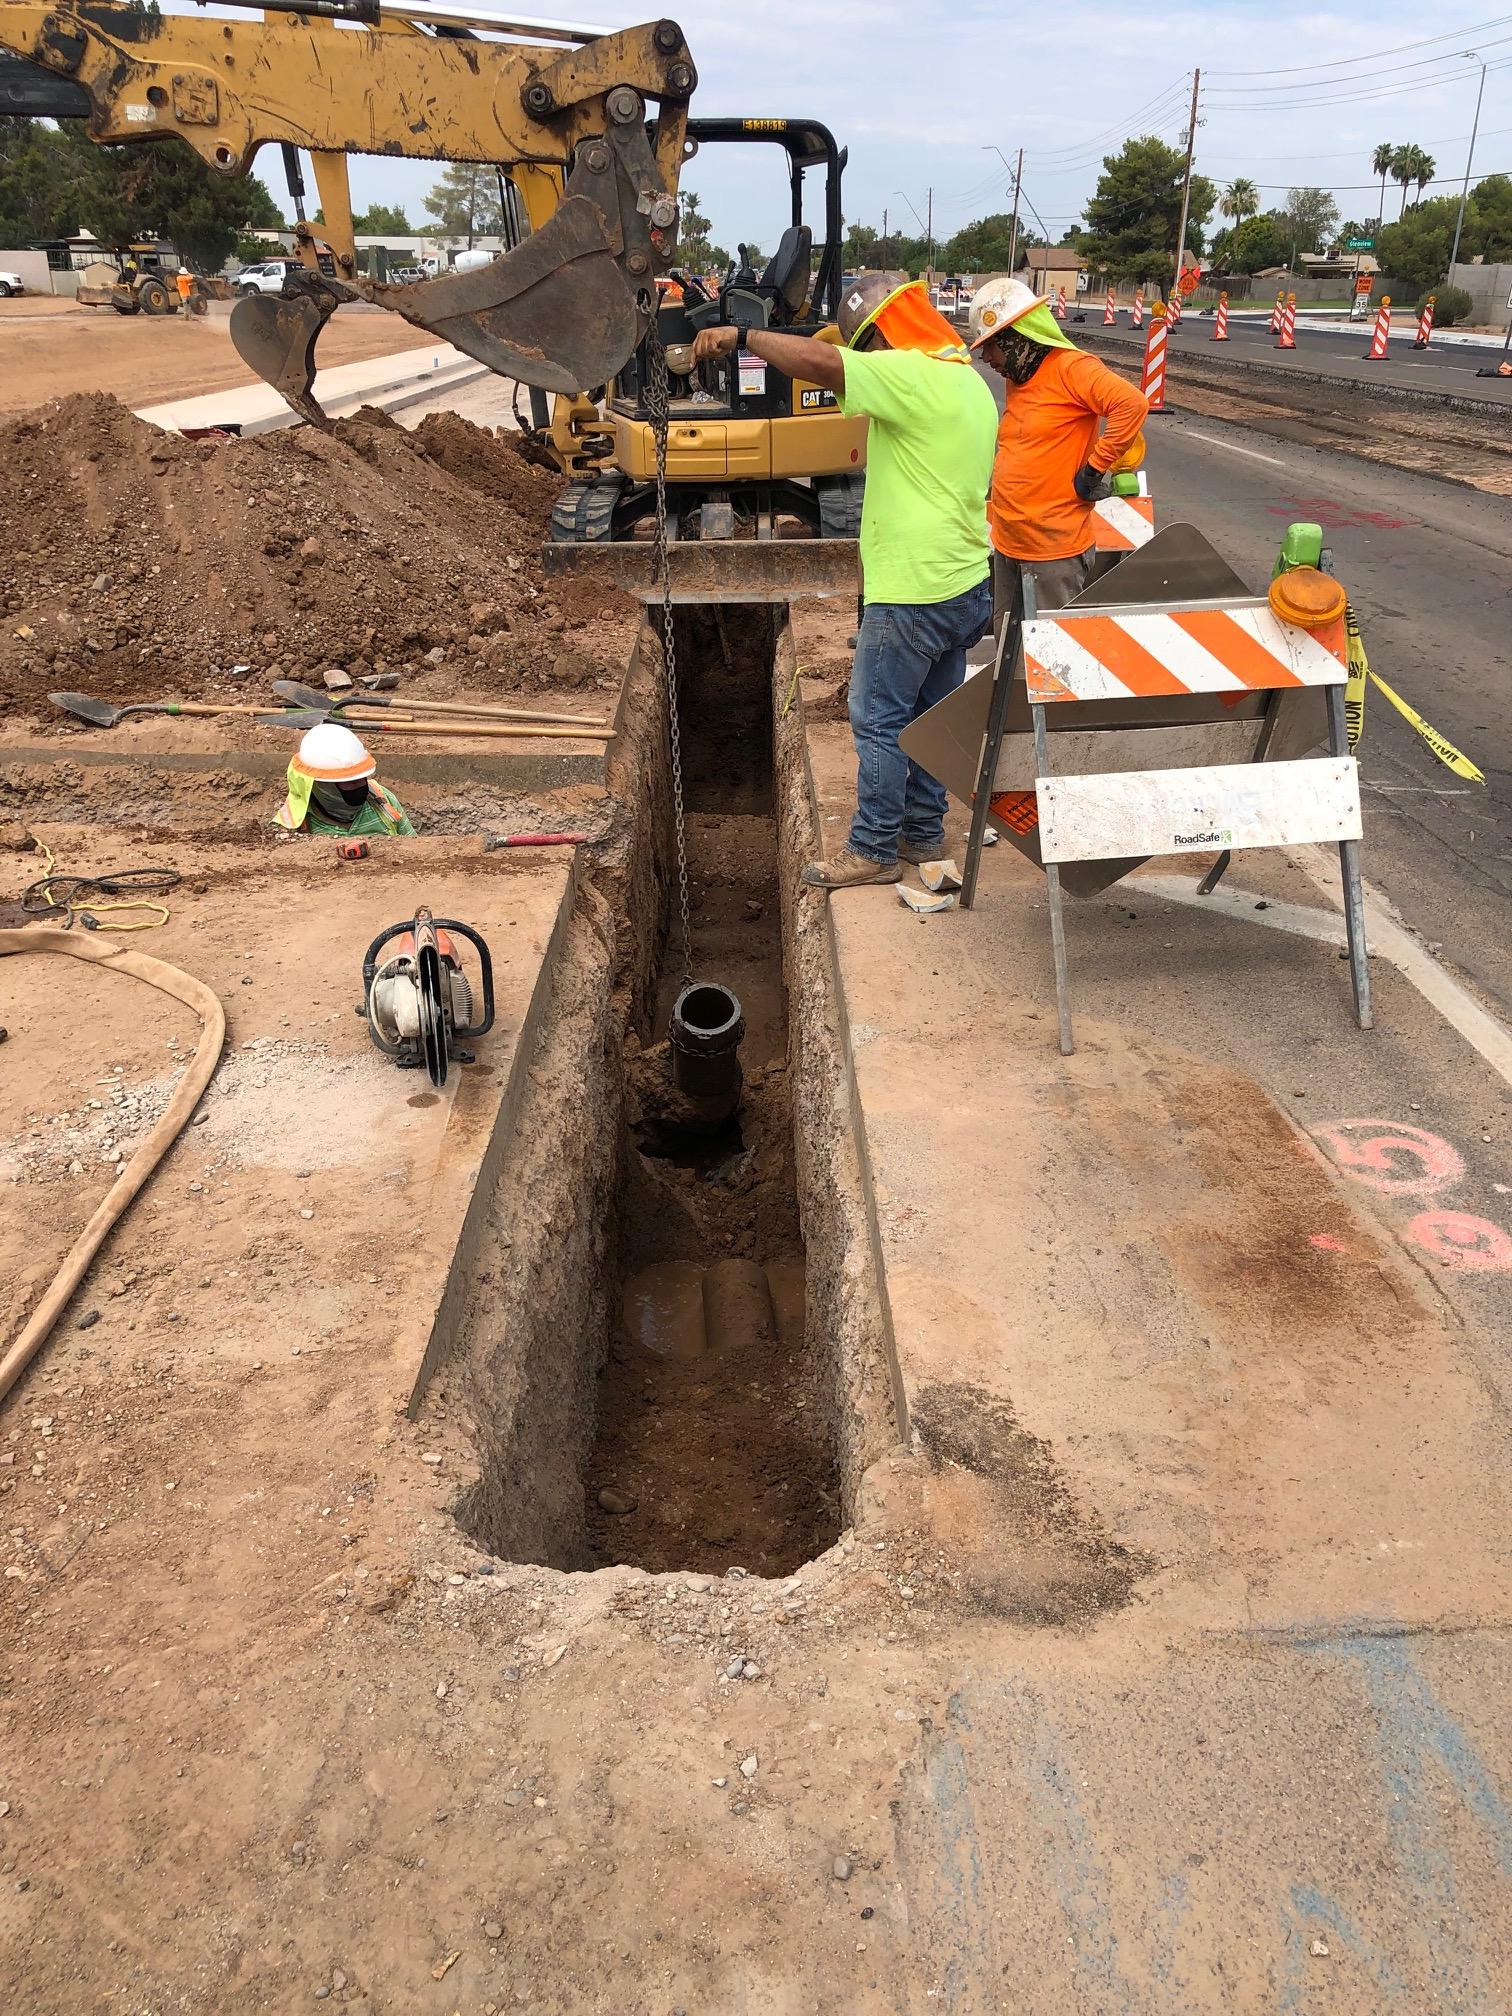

{"left": 1037, "top": 756, "right": 1363, "bottom": 866}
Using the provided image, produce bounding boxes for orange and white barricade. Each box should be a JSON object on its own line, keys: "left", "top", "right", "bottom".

{"left": 1213, "top": 292, "right": 1229, "bottom": 341}
{"left": 1131, "top": 288, "right": 1145, "bottom": 329}
{"left": 1276, "top": 293, "right": 1297, "bottom": 349}
{"left": 1413, "top": 294, "right": 1436, "bottom": 349}
{"left": 899, "top": 524, "right": 1372, "bottom": 1055}
{"left": 1054, "top": 286, "right": 1068, "bottom": 320}
{"left": 1166, "top": 289, "right": 1183, "bottom": 329}
{"left": 1269, "top": 290, "right": 1285, "bottom": 334}
{"left": 1364, "top": 295, "right": 1391, "bottom": 360}
{"left": 1141, "top": 303, "right": 1168, "bottom": 411}
{"left": 1103, "top": 286, "right": 1116, "bottom": 325}
{"left": 1091, "top": 473, "right": 1155, "bottom": 553}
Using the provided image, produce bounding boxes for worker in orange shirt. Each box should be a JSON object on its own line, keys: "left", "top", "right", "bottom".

{"left": 967, "top": 277, "right": 1148, "bottom": 623}
{"left": 175, "top": 268, "right": 194, "bottom": 310}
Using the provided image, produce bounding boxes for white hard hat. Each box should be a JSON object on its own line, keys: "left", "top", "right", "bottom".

{"left": 290, "top": 720, "right": 375, "bottom": 783}
{"left": 968, "top": 276, "right": 1049, "bottom": 350}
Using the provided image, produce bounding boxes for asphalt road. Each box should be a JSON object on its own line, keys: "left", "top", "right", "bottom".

{"left": 973, "top": 354, "right": 1512, "bottom": 1018}
{"left": 1074, "top": 308, "right": 1512, "bottom": 403}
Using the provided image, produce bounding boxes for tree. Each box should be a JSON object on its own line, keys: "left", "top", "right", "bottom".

{"left": 1283, "top": 186, "right": 1339, "bottom": 259}
{"left": 1472, "top": 173, "right": 1512, "bottom": 260}
{"left": 941, "top": 211, "right": 1023, "bottom": 274}
{"left": 352, "top": 202, "right": 411, "bottom": 236}
{"left": 1371, "top": 142, "right": 1394, "bottom": 226}
{"left": 841, "top": 220, "right": 880, "bottom": 267}
{"left": 1078, "top": 135, "right": 1216, "bottom": 285}
{"left": 1414, "top": 152, "right": 1436, "bottom": 202}
{"left": 1221, "top": 177, "right": 1259, "bottom": 225}
{"left": 1209, "top": 212, "right": 1289, "bottom": 275}
{"left": 1375, "top": 196, "right": 1464, "bottom": 290}
{"left": 423, "top": 163, "right": 501, "bottom": 245}
{"left": 674, "top": 187, "right": 721, "bottom": 271}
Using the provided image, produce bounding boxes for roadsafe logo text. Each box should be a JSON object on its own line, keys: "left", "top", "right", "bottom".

{"left": 1173, "top": 828, "right": 1233, "bottom": 847}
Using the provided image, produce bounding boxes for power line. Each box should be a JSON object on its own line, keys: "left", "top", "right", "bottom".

{"left": 1207, "top": 12, "right": 1512, "bottom": 77}
{"left": 1206, "top": 35, "right": 1512, "bottom": 98}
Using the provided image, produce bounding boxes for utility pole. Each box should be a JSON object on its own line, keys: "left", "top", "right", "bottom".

{"left": 1448, "top": 52, "right": 1488, "bottom": 276}
{"left": 927, "top": 186, "right": 934, "bottom": 280}
{"left": 1171, "top": 69, "right": 1201, "bottom": 298}
{"left": 881, "top": 206, "right": 888, "bottom": 267}
{"left": 982, "top": 144, "right": 1024, "bottom": 275}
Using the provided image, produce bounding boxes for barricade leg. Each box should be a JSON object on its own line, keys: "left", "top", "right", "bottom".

{"left": 959, "top": 588, "right": 1026, "bottom": 911}
{"left": 1031, "top": 699, "right": 1075, "bottom": 1054}
{"left": 1326, "top": 684, "right": 1373, "bottom": 1029}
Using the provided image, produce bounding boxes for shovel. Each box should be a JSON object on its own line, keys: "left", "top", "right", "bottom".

{"left": 267, "top": 707, "right": 610, "bottom": 742}
{"left": 273, "top": 680, "right": 608, "bottom": 732}
{"left": 50, "top": 691, "right": 300, "bottom": 728}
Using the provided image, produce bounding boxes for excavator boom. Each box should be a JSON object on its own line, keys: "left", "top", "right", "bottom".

{"left": 0, "top": 3, "right": 694, "bottom": 418}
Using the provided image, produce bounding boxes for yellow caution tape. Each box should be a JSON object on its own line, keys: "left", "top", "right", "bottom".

{"left": 1343, "top": 601, "right": 1484, "bottom": 784}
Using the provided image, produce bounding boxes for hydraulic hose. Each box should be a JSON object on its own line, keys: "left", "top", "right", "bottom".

{"left": 0, "top": 929, "right": 225, "bottom": 1404}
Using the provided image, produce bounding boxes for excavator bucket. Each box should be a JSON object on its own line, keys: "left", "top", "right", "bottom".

{"left": 229, "top": 291, "right": 339, "bottom": 426}
{"left": 370, "top": 195, "right": 646, "bottom": 396}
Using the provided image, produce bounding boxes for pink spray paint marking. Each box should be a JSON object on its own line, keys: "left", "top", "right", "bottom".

{"left": 1406, "top": 1210, "right": 1512, "bottom": 1273}
{"left": 1309, "top": 1233, "right": 1348, "bottom": 1252}
{"left": 1310, "top": 1120, "right": 1464, "bottom": 1197}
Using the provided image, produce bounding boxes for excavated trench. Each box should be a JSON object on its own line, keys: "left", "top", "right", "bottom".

{"left": 449, "top": 606, "right": 900, "bottom": 1577}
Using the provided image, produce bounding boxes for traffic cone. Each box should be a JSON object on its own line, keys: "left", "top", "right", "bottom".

{"left": 1364, "top": 295, "right": 1392, "bottom": 360}
{"left": 1103, "top": 286, "right": 1116, "bottom": 326}
{"left": 1131, "top": 287, "right": 1145, "bottom": 329}
{"left": 1055, "top": 286, "right": 1068, "bottom": 320}
{"left": 1167, "top": 289, "right": 1183, "bottom": 330}
{"left": 1276, "top": 293, "right": 1297, "bottom": 350}
{"left": 1213, "top": 291, "right": 1229, "bottom": 341}
{"left": 1269, "top": 290, "right": 1285, "bottom": 335}
{"left": 1413, "top": 294, "right": 1436, "bottom": 349}
{"left": 1141, "top": 302, "right": 1168, "bottom": 412}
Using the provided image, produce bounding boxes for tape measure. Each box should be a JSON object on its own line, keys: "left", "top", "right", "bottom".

{"left": 337, "top": 838, "right": 371, "bottom": 861}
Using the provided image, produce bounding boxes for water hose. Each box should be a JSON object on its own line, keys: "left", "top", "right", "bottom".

{"left": 0, "top": 928, "right": 225, "bottom": 1404}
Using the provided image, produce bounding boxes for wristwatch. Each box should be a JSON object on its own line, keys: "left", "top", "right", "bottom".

{"left": 732, "top": 322, "right": 752, "bottom": 353}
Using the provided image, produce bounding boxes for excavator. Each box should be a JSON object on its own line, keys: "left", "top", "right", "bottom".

{"left": 0, "top": 3, "right": 867, "bottom": 565}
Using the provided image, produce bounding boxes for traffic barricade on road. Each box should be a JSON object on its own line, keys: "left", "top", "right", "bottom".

{"left": 1364, "top": 296, "right": 1392, "bottom": 360}
{"left": 1091, "top": 471, "right": 1155, "bottom": 552}
{"left": 898, "top": 523, "right": 1371, "bottom": 1054}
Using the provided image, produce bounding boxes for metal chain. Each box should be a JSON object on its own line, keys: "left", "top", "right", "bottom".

{"left": 644, "top": 320, "right": 693, "bottom": 985}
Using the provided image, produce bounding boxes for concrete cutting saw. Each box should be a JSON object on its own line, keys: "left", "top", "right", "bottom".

{"left": 359, "top": 909, "right": 494, "bottom": 1089}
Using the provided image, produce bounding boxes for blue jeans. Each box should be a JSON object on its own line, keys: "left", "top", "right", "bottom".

{"left": 847, "top": 578, "right": 992, "bottom": 862}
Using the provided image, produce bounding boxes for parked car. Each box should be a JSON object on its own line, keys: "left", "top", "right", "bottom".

{"left": 236, "top": 259, "right": 294, "bottom": 296}
{"left": 388, "top": 266, "right": 428, "bottom": 285}
{"left": 0, "top": 270, "right": 25, "bottom": 297}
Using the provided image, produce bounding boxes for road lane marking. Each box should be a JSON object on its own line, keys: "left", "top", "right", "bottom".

{"left": 1138, "top": 859, "right": 1512, "bottom": 1094}
{"left": 1180, "top": 430, "right": 1287, "bottom": 467}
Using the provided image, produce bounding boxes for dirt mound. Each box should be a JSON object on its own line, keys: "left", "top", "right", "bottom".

{"left": 0, "top": 393, "right": 636, "bottom": 720}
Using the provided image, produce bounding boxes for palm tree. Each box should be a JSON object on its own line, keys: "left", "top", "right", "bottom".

{"left": 1390, "top": 143, "right": 1417, "bottom": 217}
{"left": 1414, "top": 150, "right": 1436, "bottom": 203}
{"left": 1371, "top": 141, "right": 1394, "bottom": 226}
{"left": 1221, "top": 177, "right": 1259, "bottom": 225}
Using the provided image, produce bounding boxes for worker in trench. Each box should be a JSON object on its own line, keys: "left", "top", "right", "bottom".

{"left": 693, "top": 273, "right": 997, "bottom": 889}
{"left": 967, "top": 276, "right": 1149, "bottom": 624}
{"left": 272, "top": 721, "right": 416, "bottom": 837}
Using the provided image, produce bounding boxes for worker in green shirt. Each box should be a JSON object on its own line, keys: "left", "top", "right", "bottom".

{"left": 272, "top": 722, "right": 416, "bottom": 837}
{"left": 692, "top": 275, "right": 997, "bottom": 886}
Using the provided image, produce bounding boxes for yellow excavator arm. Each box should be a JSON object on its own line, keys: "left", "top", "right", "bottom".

{"left": 0, "top": 2, "right": 694, "bottom": 419}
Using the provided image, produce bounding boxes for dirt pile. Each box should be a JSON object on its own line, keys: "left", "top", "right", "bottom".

{"left": 0, "top": 394, "right": 636, "bottom": 719}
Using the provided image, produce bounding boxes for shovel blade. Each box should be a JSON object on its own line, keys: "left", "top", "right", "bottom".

{"left": 49, "top": 690, "right": 122, "bottom": 727}
{"left": 230, "top": 292, "right": 336, "bottom": 425}
{"left": 370, "top": 194, "right": 644, "bottom": 395}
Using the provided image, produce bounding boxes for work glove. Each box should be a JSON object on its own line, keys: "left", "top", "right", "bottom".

{"left": 1073, "top": 462, "right": 1104, "bottom": 503}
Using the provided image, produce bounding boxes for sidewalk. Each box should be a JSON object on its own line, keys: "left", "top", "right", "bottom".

{"left": 134, "top": 342, "right": 488, "bottom": 433}
{"left": 790, "top": 637, "right": 1512, "bottom": 2002}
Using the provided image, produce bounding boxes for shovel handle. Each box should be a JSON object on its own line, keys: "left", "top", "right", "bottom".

{"left": 333, "top": 715, "right": 610, "bottom": 741}
{"left": 369, "top": 695, "right": 610, "bottom": 730}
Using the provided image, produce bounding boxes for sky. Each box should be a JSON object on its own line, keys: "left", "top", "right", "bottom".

{"left": 220, "top": 2, "right": 1512, "bottom": 252}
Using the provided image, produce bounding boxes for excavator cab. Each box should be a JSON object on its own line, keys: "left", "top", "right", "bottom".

{"left": 548, "top": 118, "right": 868, "bottom": 548}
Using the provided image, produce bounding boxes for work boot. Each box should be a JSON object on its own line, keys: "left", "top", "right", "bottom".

{"left": 800, "top": 849, "right": 903, "bottom": 890}
{"left": 897, "top": 839, "right": 945, "bottom": 866}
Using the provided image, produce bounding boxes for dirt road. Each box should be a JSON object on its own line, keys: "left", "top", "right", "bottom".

{"left": 0, "top": 299, "right": 435, "bottom": 416}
